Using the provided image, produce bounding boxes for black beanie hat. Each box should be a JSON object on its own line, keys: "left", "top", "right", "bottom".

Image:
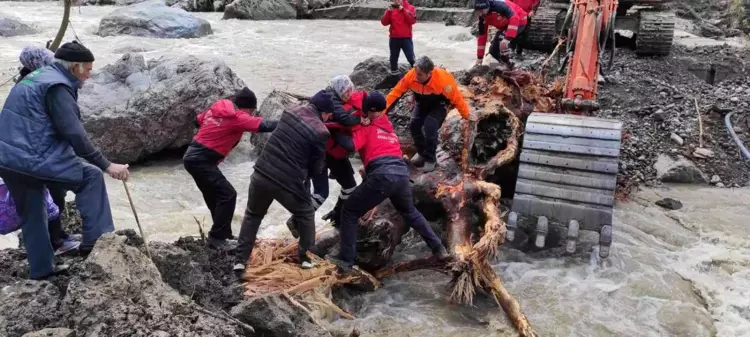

{"left": 54, "top": 41, "right": 95, "bottom": 63}
{"left": 363, "top": 91, "right": 386, "bottom": 113}
{"left": 234, "top": 87, "right": 257, "bottom": 109}
{"left": 309, "top": 90, "right": 335, "bottom": 115}
{"left": 474, "top": 0, "right": 490, "bottom": 10}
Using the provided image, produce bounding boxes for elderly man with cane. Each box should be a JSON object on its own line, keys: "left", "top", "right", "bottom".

{"left": 0, "top": 41, "right": 129, "bottom": 280}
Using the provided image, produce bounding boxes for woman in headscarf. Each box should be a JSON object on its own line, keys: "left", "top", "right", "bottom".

{"left": 15, "top": 45, "right": 81, "bottom": 255}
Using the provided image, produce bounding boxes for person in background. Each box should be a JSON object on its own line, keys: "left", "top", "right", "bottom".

{"left": 473, "top": 0, "right": 528, "bottom": 66}
{"left": 234, "top": 90, "right": 335, "bottom": 272}
{"left": 287, "top": 76, "right": 363, "bottom": 236}
{"left": 183, "top": 87, "right": 278, "bottom": 250}
{"left": 328, "top": 92, "right": 450, "bottom": 271}
{"left": 384, "top": 56, "right": 470, "bottom": 173}
{"left": 0, "top": 41, "right": 129, "bottom": 280}
{"left": 509, "top": 0, "right": 540, "bottom": 58}
{"left": 16, "top": 45, "right": 82, "bottom": 256}
{"left": 381, "top": 0, "right": 417, "bottom": 75}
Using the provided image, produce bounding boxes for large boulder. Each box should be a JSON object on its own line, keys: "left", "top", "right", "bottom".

{"left": 654, "top": 154, "right": 708, "bottom": 184}
{"left": 0, "top": 15, "right": 36, "bottom": 37}
{"left": 0, "top": 281, "right": 63, "bottom": 336}
{"left": 61, "top": 234, "right": 247, "bottom": 336}
{"left": 249, "top": 90, "right": 306, "bottom": 156}
{"left": 21, "top": 328, "right": 75, "bottom": 337}
{"left": 97, "top": 1, "right": 213, "bottom": 38}
{"left": 78, "top": 53, "right": 245, "bottom": 164}
{"left": 230, "top": 294, "right": 331, "bottom": 337}
{"left": 349, "top": 56, "right": 411, "bottom": 92}
{"left": 223, "top": 0, "right": 298, "bottom": 20}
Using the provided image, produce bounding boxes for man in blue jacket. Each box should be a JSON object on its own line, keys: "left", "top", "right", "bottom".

{"left": 0, "top": 41, "right": 130, "bottom": 280}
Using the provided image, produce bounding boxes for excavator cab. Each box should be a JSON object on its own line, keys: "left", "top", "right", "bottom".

{"left": 507, "top": 0, "right": 674, "bottom": 259}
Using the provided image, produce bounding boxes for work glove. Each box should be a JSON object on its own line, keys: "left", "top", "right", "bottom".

{"left": 475, "top": 58, "right": 483, "bottom": 67}
{"left": 499, "top": 39, "right": 511, "bottom": 56}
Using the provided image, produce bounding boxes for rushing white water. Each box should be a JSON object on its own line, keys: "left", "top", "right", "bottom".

{"left": 1, "top": 3, "right": 749, "bottom": 336}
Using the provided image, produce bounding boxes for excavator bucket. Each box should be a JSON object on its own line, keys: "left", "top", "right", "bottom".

{"left": 508, "top": 113, "right": 622, "bottom": 258}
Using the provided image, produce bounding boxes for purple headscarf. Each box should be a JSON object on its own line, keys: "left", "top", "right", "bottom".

{"left": 19, "top": 46, "right": 55, "bottom": 71}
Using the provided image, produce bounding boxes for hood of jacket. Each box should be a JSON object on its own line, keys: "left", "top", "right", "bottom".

{"left": 204, "top": 99, "right": 238, "bottom": 118}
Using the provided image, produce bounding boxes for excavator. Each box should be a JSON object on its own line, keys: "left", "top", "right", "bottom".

{"left": 506, "top": 0, "right": 675, "bottom": 259}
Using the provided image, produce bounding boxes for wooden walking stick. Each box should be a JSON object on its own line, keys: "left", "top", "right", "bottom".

{"left": 122, "top": 180, "right": 152, "bottom": 259}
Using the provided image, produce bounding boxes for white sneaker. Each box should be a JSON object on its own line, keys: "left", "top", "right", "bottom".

{"left": 301, "top": 261, "right": 317, "bottom": 269}
{"left": 232, "top": 263, "right": 245, "bottom": 272}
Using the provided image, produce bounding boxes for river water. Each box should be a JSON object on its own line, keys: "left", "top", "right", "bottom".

{"left": 1, "top": 3, "right": 749, "bottom": 337}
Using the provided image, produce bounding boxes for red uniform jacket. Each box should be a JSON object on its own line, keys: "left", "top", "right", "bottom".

{"left": 193, "top": 99, "right": 264, "bottom": 157}
{"left": 381, "top": 0, "right": 417, "bottom": 38}
{"left": 510, "top": 0, "right": 539, "bottom": 14}
{"left": 477, "top": 0, "right": 528, "bottom": 59}
{"left": 326, "top": 91, "right": 366, "bottom": 159}
{"left": 352, "top": 114, "right": 402, "bottom": 168}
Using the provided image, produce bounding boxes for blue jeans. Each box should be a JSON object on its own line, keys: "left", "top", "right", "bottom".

{"left": 389, "top": 38, "right": 416, "bottom": 72}
{"left": 338, "top": 173, "right": 442, "bottom": 266}
{"left": 1, "top": 163, "right": 115, "bottom": 279}
{"left": 409, "top": 104, "right": 448, "bottom": 163}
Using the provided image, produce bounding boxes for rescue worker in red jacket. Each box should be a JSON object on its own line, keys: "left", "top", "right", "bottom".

{"left": 509, "top": 0, "right": 540, "bottom": 58}
{"left": 381, "top": 0, "right": 417, "bottom": 75}
{"left": 473, "top": 0, "right": 528, "bottom": 65}
{"left": 385, "top": 56, "right": 471, "bottom": 173}
{"left": 183, "top": 87, "right": 277, "bottom": 250}
{"left": 327, "top": 92, "right": 450, "bottom": 271}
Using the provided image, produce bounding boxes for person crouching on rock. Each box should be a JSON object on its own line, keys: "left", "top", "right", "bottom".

{"left": 384, "top": 56, "right": 470, "bottom": 173}
{"left": 381, "top": 0, "right": 417, "bottom": 75}
{"left": 183, "top": 87, "right": 278, "bottom": 251}
{"left": 0, "top": 41, "right": 130, "bottom": 280}
{"left": 328, "top": 92, "right": 451, "bottom": 272}
{"left": 16, "top": 45, "right": 83, "bottom": 256}
{"left": 287, "top": 75, "right": 365, "bottom": 236}
{"left": 234, "top": 90, "right": 335, "bottom": 272}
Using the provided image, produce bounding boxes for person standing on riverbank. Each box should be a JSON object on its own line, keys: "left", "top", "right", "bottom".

{"left": 381, "top": 0, "right": 417, "bottom": 75}
{"left": 384, "top": 56, "right": 471, "bottom": 173}
{"left": 183, "top": 87, "right": 278, "bottom": 251}
{"left": 234, "top": 90, "right": 335, "bottom": 271}
{"left": 329, "top": 92, "right": 450, "bottom": 271}
{"left": 0, "top": 41, "right": 129, "bottom": 280}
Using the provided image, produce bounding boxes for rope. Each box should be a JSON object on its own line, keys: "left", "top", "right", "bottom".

{"left": 68, "top": 19, "right": 83, "bottom": 44}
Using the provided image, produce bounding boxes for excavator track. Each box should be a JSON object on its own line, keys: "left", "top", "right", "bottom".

{"left": 635, "top": 10, "right": 675, "bottom": 56}
{"left": 508, "top": 113, "right": 622, "bottom": 258}
{"left": 523, "top": 6, "right": 564, "bottom": 52}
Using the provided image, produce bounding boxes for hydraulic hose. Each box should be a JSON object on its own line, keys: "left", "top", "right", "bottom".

{"left": 724, "top": 111, "right": 750, "bottom": 161}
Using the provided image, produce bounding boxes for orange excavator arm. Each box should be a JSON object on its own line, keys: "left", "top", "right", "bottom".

{"left": 562, "top": 0, "right": 618, "bottom": 114}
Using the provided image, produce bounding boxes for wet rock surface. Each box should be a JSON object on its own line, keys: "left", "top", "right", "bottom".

{"left": 656, "top": 197, "right": 684, "bottom": 210}
{"left": 0, "top": 15, "right": 36, "bottom": 37}
{"left": 249, "top": 90, "right": 308, "bottom": 156}
{"left": 97, "top": 0, "right": 213, "bottom": 38}
{"left": 223, "top": 0, "right": 298, "bottom": 20}
{"left": 230, "top": 295, "right": 332, "bottom": 337}
{"left": 78, "top": 53, "right": 245, "bottom": 164}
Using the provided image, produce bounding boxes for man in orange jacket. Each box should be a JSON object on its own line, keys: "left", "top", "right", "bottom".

{"left": 385, "top": 56, "right": 471, "bottom": 172}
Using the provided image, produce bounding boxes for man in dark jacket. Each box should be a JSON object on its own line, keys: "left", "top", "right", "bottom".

{"left": 234, "top": 90, "right": 335, "bottom": 271}
{"left": 0, "top": 41, "right": 130, "bottom": 280}
{"left": 330, "top": 92, "right": 450, "bottom": 270}
{"left": 184, "top": 87, "right": 277, "bottom": 250}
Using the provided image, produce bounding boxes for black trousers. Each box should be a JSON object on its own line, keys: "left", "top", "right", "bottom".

{"left": 47, "top": 187, "right": 68, "bottom": 250}
{"left": 236, "top": 173, "right": 315, "bottom": 265}
{"left": 389, "top": 37, "right": 416, "bottom": 72}
{"left": 489, "top": 25, "right": 527, "bottom": 62}
{"left": 184, "top": 159, "right": 237, "bottom": 240}
{"left": 409, "top": 104, "right": 448, "bottom": 163}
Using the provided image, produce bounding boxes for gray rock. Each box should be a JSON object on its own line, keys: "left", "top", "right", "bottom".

{"left": 716, "top": 182, "right": 726, "bottom": 188}
{"left": 0, "top": 281, "right": 63, "bottom": 336}
{"left": 710, "top": 175, "right": 721, "bottom": 184}
{"left": 653, "top": 154, "right": 708, "bottom": 184}
{"left": 21, "top": 328, "right": 76, "bottom": 337}
{"left": 670, "top": 133, "right": 684, "bottom": 145}
{"left": 78, "top": 53, "right": 245, "bottom": 163}
{"left": 651, "top": 110, "right": 667, "bottom": 122}
{"left": 223, "top": 0, "right": 297, "bottom": 20}
{"left": 692, "top": 147, "right": 715, "bottom": 159}
{"left": 448, "top": 32, "right": 473, "bottom": 41}
{"left": 730, "top": 97, "right": 739, "bottom": 102}
{"left": 62, "top": 234, "right": 246, "bottom": 336}
{"left": 249, "top": 90, "right": 305, "bottom": 156}
{"left": 349, "top": 56, "right": 410, "bottom": 92}
{"left": 0, "top": 15, "right": 36, "bottom": 37}
{"left": 655, "top": 198, "right": 683, "bottom": 210}
{"left": 230, "top": 294, "right": 331, "bottom": 337}
{"left": 97, "top": 1, "right": 213, "bottom": 38}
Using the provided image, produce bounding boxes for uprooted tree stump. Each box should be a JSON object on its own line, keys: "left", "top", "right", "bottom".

{"left": 241, "top": 67, "right": 560, "bottom": 336}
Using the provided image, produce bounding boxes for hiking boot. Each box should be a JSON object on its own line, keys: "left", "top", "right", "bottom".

{"left": 325, "top": 254, "right": 356, "bottom": 276}
{"left": 433, "top": 245, "right": 452, "bottom": 262}
{"left": 207, "top": 236, "right": 238, "bottom": 251}
{"left": 232, "top": 263, "right": 245, "bottom": 272}
{"left": 301, "top": 260, "right": 318, "bottom": 269}
{"left": 31, "top": 263, "right": 70, "bottom": 281}
{"left": 410, "top": 154, "right": 426, "bottom": 167}
{"left": 388, "top": 69, "right": 400, "bottom": 76}
{"left": 55, "top": 238, "right": 80, "bottom": 256}
{"left": 286, "top": 217, "right": 300, "bottom": 239}
{"left": 422, "top": 161, "right": 437, "bottom": 173}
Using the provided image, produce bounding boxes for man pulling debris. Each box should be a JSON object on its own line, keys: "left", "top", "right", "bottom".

{"left": 234, "top": 91, "right": 336, "bottom": 271}
{"left": 385, "top": 56, "right": 471, "bottom": 172}
{"left": 329, "top": 92, "right": 451, "bottom": 271}
{"left": 508, "top": 0, "right": 540, "bottom": 58}
{"left": 473, "top": 0, "right": 528, "bottom": 66}
{"left": 0, "top": 41, "right": 129, "bottom": 280}
{"left": 183, "top": 87, "right": 277, "bottom": 250}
